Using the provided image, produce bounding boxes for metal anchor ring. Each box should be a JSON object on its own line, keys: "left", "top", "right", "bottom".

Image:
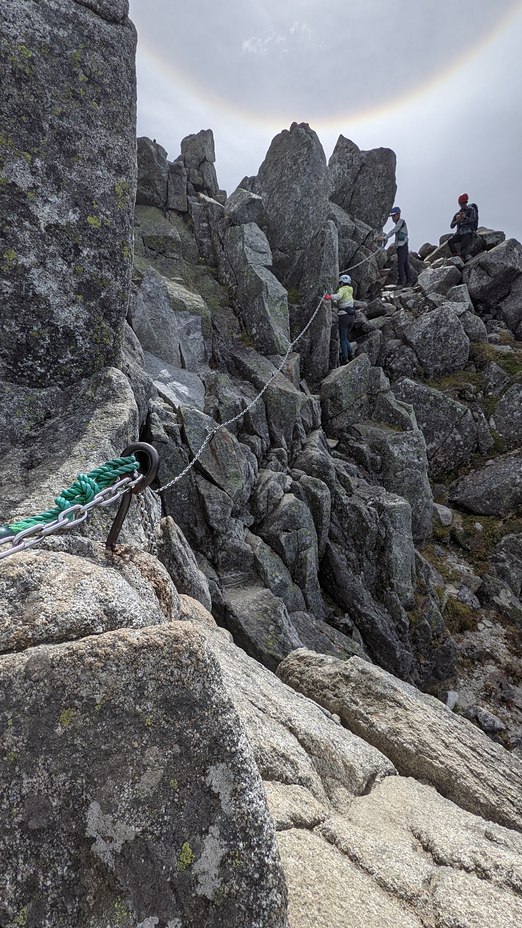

{"left": 105, "top": 442, "right": 159, "bottom": 550}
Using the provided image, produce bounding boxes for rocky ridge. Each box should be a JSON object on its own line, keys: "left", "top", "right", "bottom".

{"left": 1, "top": 3, "right": 522, "bottom": 926}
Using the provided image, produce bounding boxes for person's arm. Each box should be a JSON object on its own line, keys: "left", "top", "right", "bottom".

{"left": 450, "top": 211, "right": 462, "bottom": 229}
{"left": 384, "top": 220, "right": 402, "bottom": 242}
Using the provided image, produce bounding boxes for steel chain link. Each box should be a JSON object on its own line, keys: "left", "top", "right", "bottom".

{"left": 0, "top": 245, "right": 385, "bottom": 562}
{"left": 0, "top": 473, "right": 142, "bottom": 562}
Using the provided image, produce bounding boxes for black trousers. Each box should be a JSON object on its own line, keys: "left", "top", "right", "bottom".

{"left": 396, "top": 243, "right": 412, "bottom": 285}
{"left": 338, "top": 313, "right": 355, "bottom": 363}
{"left": 448, "top": 232, "right": 473, "bottom": 261}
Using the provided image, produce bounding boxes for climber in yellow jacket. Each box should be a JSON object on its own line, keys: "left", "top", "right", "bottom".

{"left": 323, "top": 274, "right": 355, "bottom": 365}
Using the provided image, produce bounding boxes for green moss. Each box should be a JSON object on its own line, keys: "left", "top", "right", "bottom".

{"left": 213, "top": 887, "right": 224, "bottom": 907}
{"left": 17, "top": 45, "right": 33, "bottom": 60}
{"left": 433, "top": 522, "right": 450, "bottom": 544}
{"left": 239, "top": 330, "right": 253, "bottom": 348}
{"left": 1, "top": 249, "right": 18, "bottom": 273}
{"left": 443, "top": 597, "right": 477, "bottom": 634}
{"left": 286, "top": 287, "right": 301, "bottom": 304}
{"left": 470, "top": 342, "right": 522, "bottom": 378}
{"left": 6, "top": 751, "right": 17, "bottom": 764}
{"left": 177, "top": 841, "right": 195, "bottom": 871}
{"left": 265, "top": 628, "right": 279, "bottom": 653}
{"left": 113, "top": 900, "right": 129, "bottom": 926}
{"left": 115, "top": 180, "right": 131, "bottom": 209}
{"left": 427, "top": 370, "right": 484, "bottom": 393}
{"left": 457, "top": 513, "right": 522, "bottom": 574}
{"left": 14, "top": 905, "right": 28, "bottom": 927}
{"left": 421, "top": 544, "right": 460, "bottom": 583}
{"left": 169, "top": 778, "right": 179, "bottom": 790}
{"left": 87, "top": 215, "right": 101, "bottom": 229}
{"left": 145, "top": 716, "right": 153, "bottom": 728}
{"left": 59, "top": 708, "right": 76, "bottom": 728}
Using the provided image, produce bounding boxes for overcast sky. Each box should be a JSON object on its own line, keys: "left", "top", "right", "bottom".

{"left": 129, "top": 0, "right": 522, "bottom": 250}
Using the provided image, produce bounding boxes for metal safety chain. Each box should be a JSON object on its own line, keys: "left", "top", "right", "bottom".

{"left": 0, "top": 245, "right": 385, "bottom": 563}
{"left": 0, "top": 473, "right": 143, "bottom": 562}
{"left": 154, "top": 245, "right": 385, "bottom": 497}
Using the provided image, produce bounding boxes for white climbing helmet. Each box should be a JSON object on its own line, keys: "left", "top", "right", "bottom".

{"left": 339, "top": 274, "right": 351, "bottom": 285}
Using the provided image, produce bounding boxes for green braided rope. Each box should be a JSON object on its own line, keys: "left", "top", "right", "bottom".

{"left": 0, "top": 455, "right": 139, "bottom": 539}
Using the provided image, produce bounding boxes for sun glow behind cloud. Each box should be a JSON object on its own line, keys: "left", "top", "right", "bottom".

{"left": 131, "top": 0, "right": 522, "bottom": 245}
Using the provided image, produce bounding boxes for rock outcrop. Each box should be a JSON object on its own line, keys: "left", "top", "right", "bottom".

{"left": 0, "top": 0, "right": 137, "bottom": 387}
{"left": 2, "top": 4, "right": 522, "bottom": 924}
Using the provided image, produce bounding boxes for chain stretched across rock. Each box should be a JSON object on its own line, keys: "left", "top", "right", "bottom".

{"left": 0, "top": 245, "right": 385, "bottom": 563}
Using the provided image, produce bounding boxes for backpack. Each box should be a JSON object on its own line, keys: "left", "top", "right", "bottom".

{"left": 469, "top": 203, "right": 479, "bottom": 232}
{"left": 396, "top": 218, "right": 408, "bottom": 245}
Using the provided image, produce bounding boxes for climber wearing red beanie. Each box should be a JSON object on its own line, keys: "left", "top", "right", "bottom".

{"left": 448, "top": 193, "right": 479, "bottom": 262}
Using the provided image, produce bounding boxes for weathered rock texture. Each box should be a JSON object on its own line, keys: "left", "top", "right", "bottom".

{"left": 277, "top": 651, "right": 522, "bottom": 832}
{"left": 3, "top": 14, "right": 522, "bottom": 921}
{"left": 0, "top": 623, "right": 287, "bottom": 927}
{"left": 328, "top": 135, "right": 396, "bottom": 229}
{"left": 0, "top": 0, "right": 137, "bottom": 387}
{"left": 183, "top": 609, "right": 522, "bottom": 928}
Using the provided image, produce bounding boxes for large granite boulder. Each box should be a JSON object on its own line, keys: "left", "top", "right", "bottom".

{"left": 320, "top": 354, "right": 373, "bottom": 431}
{"left": 256, "top": 492, "right": 325, "bottom": 619}
{"left": 155, "top": 515, "right": 213, "bottom": 611}
{"left": 136, "top": 136, "right": 168, "bottom": 207}
{"left": 229, "top": 348, "right": 321, "bottom": 452}
{"left": 492, "top": 383, "right": 522, "bottom": 449}
{"left": 328, "top": 135, "right": 396, "bottom": 230}
{"left": 189, "top": 608, "right": 522, "bottom": 928}
{"left": 321, "top": 476, "right": 416, "bottom": 680}
{"left": 130, "top": 265, "right": 210, "bottom": 371}
{"left": 222, "top": 585, "right": 303, "bottom": 671}
{"left": 392, "top": 378, "right": 484, "bottom": 476}
{"left": 225, "top": 187, "right": 266, "bottom": 227}
{"left": 277, "top": 650, "right": 522, "bottom": 832}
{"left": 464, "top": 238, "right": 522, "bottom": 336}
{"left": 416, "top": 264, "right": 462, "bottom": 296}
{"left": 252, "top": 123, "right": 330, "bottom": 279}
{"left": 491, "top": 533, "right": 522, "bottom": 597}
{"left": 222, "top": 224, "right": 290, "bottom": 355}
{"left": 350, "top": 422, "right": 433, "bottom": 543}
{"left": 180, "top": 128, "right": 220, "bottom": 199}
{"left": 0, "top": 367, "right": 142, "bottom": 547}
{"left": 0, "top": 623, "right": 287, "bottom": 927}
{"left": 327, "top": 203, "right": 385, "bottom": 295}
{"left": 448, "top": 451, "right": 522, "bottom": 515}
{"left": 292, "top": 219, "right": 338, "bottom": 382}
{"left": 0, "top": 0, "right": 137, "bottom": 387}
{"left": 403, "top": 306, "right": 469, "bottom": 377}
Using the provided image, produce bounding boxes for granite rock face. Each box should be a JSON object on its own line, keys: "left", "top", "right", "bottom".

{"left": 0, "top": 624, "right": 287, "bottom": 928}
{"left": 252, "top": 122, "right": 330, "bottom": 280}
{"left": 328, "top": 135, "right": 397, "bottom": 230}
{"left": 185, "top": 611, "right": 522, "bottom": 928}
{"left": 448, "top": 451, "right": 522, "bottom": 515}
{"left": 0, "top": 0, "right": 137, "bottom": 387}
{"left": 277, "top": 650, "right": 522, "bottom": 832}
{"left": 4, "top": 11, "right": 522, "bottom": 921}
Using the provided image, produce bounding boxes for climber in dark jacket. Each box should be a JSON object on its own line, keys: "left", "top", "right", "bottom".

{"left": 448, "top": 194, "right": 477, "bottom": 262}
